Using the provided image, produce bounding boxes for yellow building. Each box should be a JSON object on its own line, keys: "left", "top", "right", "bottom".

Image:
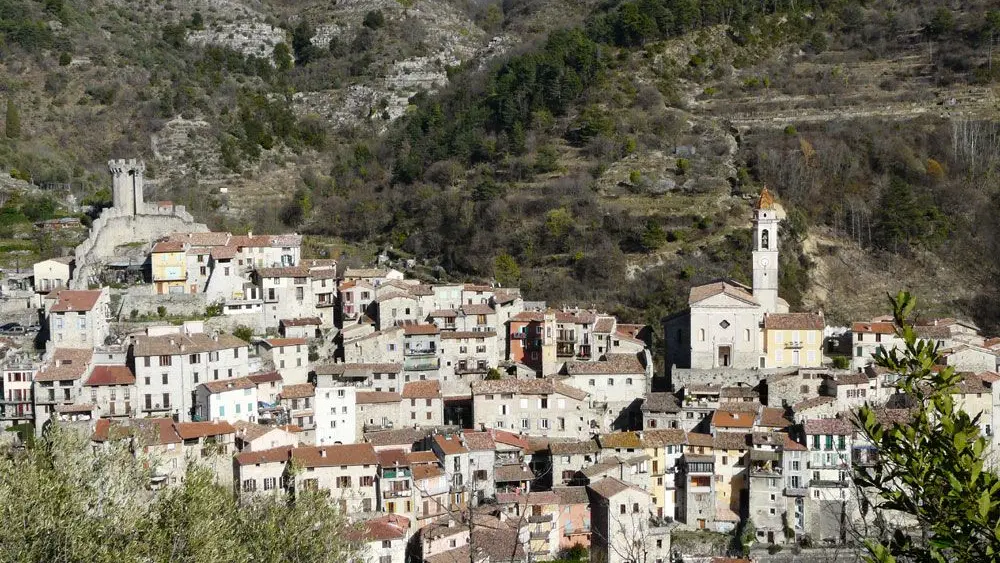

{"left": 643, "top": 428, "right": 686, "bottom": 520}
{"left": 762, "top": 312, "right": 825, "bottom": 368}
{"left": 151, "top": 241, "right": 188, "bottom": 295}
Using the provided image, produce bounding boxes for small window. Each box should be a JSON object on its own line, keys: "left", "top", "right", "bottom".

{"left": 719, "top": 320, "right": 730, "bottom": 329}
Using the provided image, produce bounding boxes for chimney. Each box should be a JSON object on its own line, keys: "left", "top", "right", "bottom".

{"left": 248, "top": 230, "right": 253, "bottom": 238}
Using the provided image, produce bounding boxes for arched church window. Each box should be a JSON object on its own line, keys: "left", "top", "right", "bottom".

{"left": 698, "top": 329, "right": 705, "bottom": 342}
{"left": 761, "top": 229, "right": 769, "bottom": 249}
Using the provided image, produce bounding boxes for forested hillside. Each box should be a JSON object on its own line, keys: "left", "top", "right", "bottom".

{"left": 3, "top": 0, "right": 1000, "bottom": 335}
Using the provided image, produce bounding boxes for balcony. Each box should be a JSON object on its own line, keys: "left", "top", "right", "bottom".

{"left": 784, "top": 487, "right": 808, "bottom": 497}
{"left": 382, "top": 469, "right": 411, "bottom": 479}
{"left": 529, "top": 531, "right": 550, "bottom": 541}
{"left": 404, "top": 358, "right": 440, "bottom": 371}
{"left": 383, "top": 488, "right": 412, "bottom": 499}
{"left": 511, "top": 333, "right": 526, "bottom": 340}
{"left": 455, "top": 364, "right": 489, "bottom": 375}
{"left": 405, "top": 347, "right": 437, "bottom": 357}
{"left": 810, "top": 479, "right": 848, "bottom": 488}
{"left": 557, "top": 333, "right": 577, "bottom": 343}
{"left": 784, "top": 341, "right": 804, "bottom": 349}
{"left": 528, "top": 514, "right": 554, "bottom": 523}
{"left": 577, "top": 345, "right": 592, "bottom": 359}
{"left": 556, "top": 343, "right": 576, "bottom": 357}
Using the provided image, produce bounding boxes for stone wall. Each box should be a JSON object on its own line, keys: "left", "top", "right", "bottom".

{"left": 118, "top": 291, "right": 208, "bottom": 318}
{"left": 71, "top": 209, "right": 207, "bottom": 289}
{"left": 670, "top": 367, "right": 798, "bottom": 391}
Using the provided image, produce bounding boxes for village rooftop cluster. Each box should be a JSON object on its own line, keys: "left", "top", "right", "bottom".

{"left": 0, "top": 160, "right": 998, "bottom": 563}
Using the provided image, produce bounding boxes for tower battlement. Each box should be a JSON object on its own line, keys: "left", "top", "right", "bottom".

{"left": 107, "top": 157, "right": 146, "bottom": 216}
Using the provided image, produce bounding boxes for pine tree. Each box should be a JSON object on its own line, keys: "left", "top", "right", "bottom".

{"left": 5, "top": 99, "right": 20, "bottom": 139}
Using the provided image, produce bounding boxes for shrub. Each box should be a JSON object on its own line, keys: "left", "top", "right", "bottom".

{"left": 363, "top": 10, "right": 385, "bottom": 29}
{"left": 58, "top": 52, "right": 71, "bottom": 66}
{"left": 783, "top": 125, "right": 798, "bottom": 136}
{"left": 156, "top": 306, "right": 167, "bottom": 318}
{"left": 233, "top": 325, "right": 254, "bottom": 342}
{"left": 832, "top": 356, "right": 849, "bottom": 369}
{"left": 676, "top": 158, "right": 690, "bottom": 174}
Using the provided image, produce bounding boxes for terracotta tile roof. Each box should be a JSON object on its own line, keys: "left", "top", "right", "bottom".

{"left": 402, "top": 380, "right": 441, "bottom": 399}
{"left": 366, "top": 428, "right": 429, "bottom": 448}
{"left": 263, "top": 337, "right": 307, "bottom": 348}
{"left": 793, "top": 396, "right": 836, "bottom": 411}
{"left": 292, "top": 443, "right": 378, "bottom": 467}
{"left": 84, "top": 365, "right": 135, "bottom": 386}
{"left": 377, "top": 448, "right": 411, "bottom": 468}
{"left": 598, "top": 432, "right": 644, "bottom": 449}
{"left": 375, "top": 291, "right": 414, "bottom": 304}
{"left": 257, "top": 267, "right": 311, "bottom": 278}
{"left": 495, "top": 490, "right": 562, "bottom": 505}
{"left": 49, "top": 290, "right": 103, "bottom": 313}
{"left": 152, "top": 240, "right": 185, "bottom": 253}
{"left": 587, "top": 477, "right": 635, "bottom": 499}
{"left": 803, "top": 418, "right": 854, "bottom": 436}
{"left": 686, "top": 432, "right": 714, "bottom": 448}
{"left": 688, "top": 280, "right": 757, "bottom": 306}
{"left": 343, "top": 268, "right": 389, "bottom": 279}
{"left": 406, "top": 451, "right": 439, "bottom": 464}
{"left": 428, "top": 309, "right": 459, "bottom": 318}
{"left": 232, "top": 420, "right": 274, "bottom": 442}
{"left": 852, "top": 321, "right": 895, "bottom": 334}
{"left": 687, "top": 384, "right": 722, "bottom": 394}
{"left": 281, "top": 317, "right": 322, "bottom": 327}
{"left": 201, "top": 376, "right": 256, "bottom": 394}
{"left": 440, "top": 331, "right": 496, "bottom": 339}
{"left": 613, "top": 329, "right": 646, "bottom": 346}
{"left": 593, "top": 317, "right": 616, "bottom": 333}
{"left": 718, "top": 401, "right": 761, "bottom": 413}
{"left": 553, "top": 485, "right": 590, "bottom": 505}
{"left": 132, "top": 332, "right": 247, "bottom": 357}
{"left": 764, "top": 312, "right": 825, "bottom": 330}
{"left": 782, "top": 433, "right": 808, "bottom": 451}
{"left": 210, "top": 245, "right": 238, "bottom": 260}
{"left": 248, "top": 371, "right": 282, "bottom": 384}
{"left": 643, "top": 428, "right": 687, "bottom": 446}
{"left": 714, "top": 432, "right": 750, "bottom": 450}
{"left": 461, "top": 431, "right": 496, "bottom": 451}
{"left": 362, "top": 515, "right": 409, "bottom": 541}
{"left": 751, "top": 432, "right": 784, "bottom": 447}
{"left": 954, "top": 372, "right": 990, "bottom": 394}
{"left": 92, "top": 417, "right": 181, "bottom": 445}
{"left": 511, "top": 311, "right": 544, "bottom": 322}
{"left": 357, "top": 391, "right": 401, "bottom": 404}
{"left": 35, "top": 349, "right": 93, "bottom": 382}
{"left": 755, "top": 186, "right": 776, "bottom": 210}
{"left": 495, "top": 464, "right": 533, "bottom": 482}
{"left": 712, "top": 409, "right": 756, "bottom": 429}
{"left": 167, "top": 232, "right": 232, "bottom": 247}
{"left": 411, "top": 463, "right": 444, "bottom": 480}
{"left": 235, "top": 445, "right": 294, "bottom": 466}
{"left": 565, "top": 353, "right": 644, "bottom": 375}
{"left": 403, "top": 324, "right": 440, "bottom": 336}
{"left": 279, "top": 383, "right": 315, "bottom": 400}
{"left": 549, "top": 438, "right": 600, "bottom": 455}
{"left": 493, "top": 290, "right": 519, "bottom": 304}
{"left": 720, "top": 386, "right": 759, "bottom": 399}
{"left": 758, "top": 407, "right": 792, "bottom": 429}
{"left": 837, "top": 373, "right": 870, "bottom": 386}
{"left": 314, "top": 363, "right": 403, "bottom": 376}
{"left": 434, "top": 434, "right": 468, "bottom": 455}
{"left": 980, "top": 371, "right": 1000, "bottom": 383}
{"left": 554, "top": 310, "right": 597, "bottom": 324}
{"left": 461, "top": 304, "right": 495, "bottom": 316}
{"left": 175, "top": 421, "right": 235, "bottom": 440}
{"left": 471, "top": 377, "right": 588, "bottom": 401}
{"left": 487, "top": 430, "right": 528, "bottom": 451}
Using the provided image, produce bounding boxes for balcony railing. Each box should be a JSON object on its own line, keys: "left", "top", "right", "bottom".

{"left": 511, "top": 333, "right": 526, "bottom": 340}
{"left": 528, "top": 514, "right": 554, "bottom": 523}
{"left": 784, "top": 487, "right": 807, "bottom": 497}
{"left": 383, "top": 488, "right": 412, "bottom": 498}
{"left": 405, "top": 347, "right": 437, "bottom": 357}
{"left": 404, "top": 358, "right": 440, "bottom": 371}
{"left": 784, "top": 341, "right": 804, "bottom": 349}
{"left": 382, "top": 469, "right": 411, "bottom": 479}
{"left": 455, "top": 365, "right": 489, "bottom": 375}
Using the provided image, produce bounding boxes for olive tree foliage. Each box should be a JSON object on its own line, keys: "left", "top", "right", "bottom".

{"left": 0, "top": 426, "right": 359, "bottom": 563}
{"left": 854, "top": 291, "right": 1000, "bottom": 562}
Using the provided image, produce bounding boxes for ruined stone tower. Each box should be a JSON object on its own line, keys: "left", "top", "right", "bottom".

{"left": 108, "top": 158, "right": 145, "bottom": 216}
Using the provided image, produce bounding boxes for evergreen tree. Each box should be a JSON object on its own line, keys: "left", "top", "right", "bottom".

{"left": 5, "top": 99, "right": 20, "bottom": 139}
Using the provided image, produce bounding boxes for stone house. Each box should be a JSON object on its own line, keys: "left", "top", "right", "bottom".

{"left": 313, "top": 362, "right": 404, "bottom": 393}
{"left": 553, "top": 485, "right": 591, "bottom": 550}
{"left": 642, "top": 428, "right": 687, "bottom": 520}
{"left": 461, "top": 430, "right": 497, "bottom": 503}
{"left": 403, "top": 324, "right": 441, "bottom": 380}
{"left": 307, "top": 267, "right": 337, "bottom": 326}
{"left": 439, "top": 331, "right": 499, "bottom": 385}
{"left": 340, "top": 280, "right": 376, "bottom": 323}
{"left": 32, "top": 256, "right": 74, "bottom": 295}
{"left": 678, "top": 385, "right": 721, "bottom": 432}
{"left": 131, "top": 322, "right": 249, "bottom": 421}
{"left": 342, "top": 268, "right": 403, "bottom": 287}
{"left": 564, "top": 352, "right": 650, "bottom": 430}
{"left": 374, "top": 291, "right": 420, "bottom": 330}
{"left": 1, "top": 356, "right": 36, "bottom": 425}
{"left": 344, "top": 326, "right": 404, "bottom": 365}
{"left": 938, "top": 344, "right": 998, "bottom": 373}
{"left": 257, "top": 337, "right": 309, "bottom": 385}
{"left": 279, "top": 317, "right": 323, "bottom": 339}
{"left": 256, "top": 266, "right": 321, "bottom": 327}
{"left": 471, "top": 378, "right": 590, "bottom": 438}
{"left": 356, "top": 391, "right": 402, "bottom": 436}
{"left": 792, "top": 396, "right": 838, "bottom": 422}
{"left": 231, "top": 232, "right": 302, "bottom": 270}
{"left": 46, "top": 289, "right": 110, "bottom": 350}
{"left": 551, "top": 438, "right": 601, "bottom": 486}
{"left": 34, "top": 348, "right": 93, "bottom": 420}
{"left": 358, "top": 514, "right": 409, "bottom": 563}
{"left": 278, "top": 383, "right": 316, "bottom": 443}
{"left": 747, "top": 432, "right": 789, "bottom": 544}
{"left": 411, "top": 457, "right": 450, "bottom": 527}
{"left": 376, "top": 449, "right": 416, "bottom": 520}
{"left": 175, "top": 420, "right": 237, "bottom": 484}
{"left": 766, "top": 369, "right": 832, "bottom": 409}
{"left": 851, "top": 320, "right": 903, "bottom": 371}
{"left": 232, "top": 420, "right": 299, "bottom": 452}
{"left": 587, "top": 477, "right": 660, "bottom": 563}
{"left": 834, "top": 372, "right": 873, "bottom": 412}
{"left": 195, "top": 376, "right": 258, "bottom": 423}
{"left": 762, "top": 312, "right": 825, "bottom": 369}
{"left": 234, "top": 445, "right": 293, "bottom": 496}
{"left": 290, "top": 443, "right": 379, "bottom": 513}
{"left": 495, "top": 490, "right": 562, "bottom": 558}
{"left": 402, "top": 380, "right": 443, "bottom": 427}
{"left": 91, "top": 417, "right": 185, "bottom": 487}
{"left": 641, "top": 392, "right": 682, "bottom": 430}
{"left": 678, "top": 432, "right": 716, "bottom": 529}
{"left": 248, "top": 370, "right": 283, "bottom": 406}
{"left": 431, "top": 434, "right": 470, "bottom": 511}
{"left": 82, "top": 363, "right": 136, "bottom": 418}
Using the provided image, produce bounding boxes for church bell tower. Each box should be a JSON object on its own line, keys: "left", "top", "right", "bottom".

{"left": 752, "top": 187, "right": 779, "bottom": 314}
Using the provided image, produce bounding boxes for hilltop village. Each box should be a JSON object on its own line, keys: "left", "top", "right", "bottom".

{"left": 2, "top": 160, "right": 999, "bottom": 562}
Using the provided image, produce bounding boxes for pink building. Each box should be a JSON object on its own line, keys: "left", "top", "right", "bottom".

{"left": 554, "top": 486, "right": 591, "bottom": 550}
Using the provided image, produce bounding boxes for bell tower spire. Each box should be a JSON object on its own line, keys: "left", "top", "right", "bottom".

{"left": 752, "top": 187, "right": 779, "bottom": 314}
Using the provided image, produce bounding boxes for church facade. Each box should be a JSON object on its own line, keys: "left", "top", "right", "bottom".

{"left": 663, "top": 188, "right": 802, "bottom": 379}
